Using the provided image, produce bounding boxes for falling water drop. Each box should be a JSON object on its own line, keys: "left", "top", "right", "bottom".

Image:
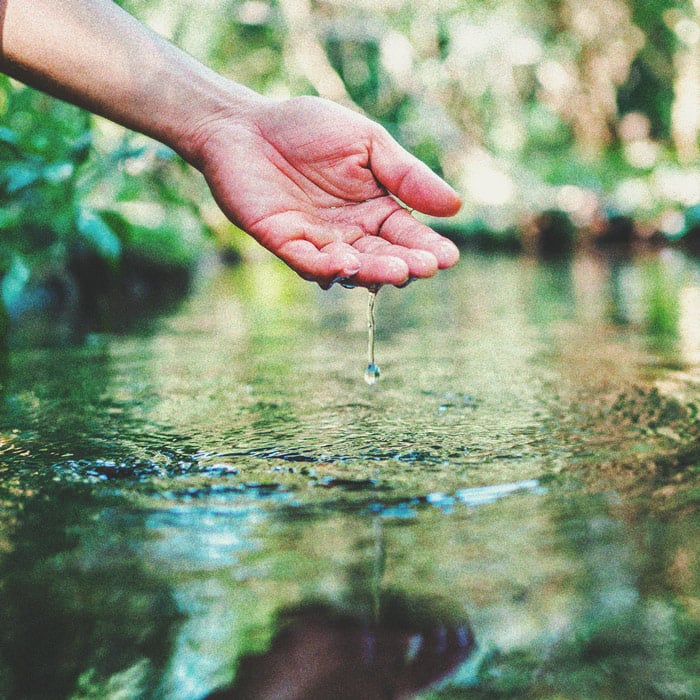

{"left": 364, "top": 363, "right": 381, "bottom": 385}
{"left": 364, "top": 287, "right": 381, "bottom": 385}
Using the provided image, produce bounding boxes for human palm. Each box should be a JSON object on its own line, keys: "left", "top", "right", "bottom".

{"left": 198, "top": 96, "right": 461, "bottom": 287}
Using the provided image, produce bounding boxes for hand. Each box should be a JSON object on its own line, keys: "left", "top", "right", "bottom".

{"left": 194, "top": 95, "right": 462, "bottom": 288}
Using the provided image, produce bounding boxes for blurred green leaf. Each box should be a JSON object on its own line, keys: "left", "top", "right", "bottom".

{"left": 0, "top": 255, "right": 31, "bottom": 310}
{"left": 76, "top": 209, "right": 122, "bottom": 261}
{"left": 3, "top": 164, "right": 41, "bottom": 194}
{"left": 0, "top": 126, "right": 22, "bottom": 159}
{"left": 42, "top": 162, "right": 75, "bottom": 184}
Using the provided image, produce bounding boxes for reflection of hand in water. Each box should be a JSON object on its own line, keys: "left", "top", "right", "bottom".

{"left": 207, "top": 601, "right": 475, "bottom": 700}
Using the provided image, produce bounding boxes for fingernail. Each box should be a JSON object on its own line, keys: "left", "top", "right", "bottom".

{"left": 437, "top": 240, "right": 460, "bottom": 268}
{"left": 456, "top": 625, "right": 472, "bottom": 649}
{"left": 435, "top": 626, "right": 448, "bottom": 654}
{"left": 404, "top": 634, "right": 423, "bottom": 663}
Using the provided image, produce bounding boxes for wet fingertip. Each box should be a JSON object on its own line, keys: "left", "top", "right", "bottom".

{"left": 430, "top": 183, "right": 463, "bottom": 217}
{"left": 456, "top": 625, "right": 473, "bottom": 650}
{"left": 325, "top": 273, "right": 358, "bottom": 289}
{"left": 390, "top": 270, "right": 411, "bottom": 288}
{"left": 408, "top": 249, "right": 439, "bottom": 278}
{"left": 436, "top": 240, "right": 460, "bottom": 268}
{"left": 446, "top": 189, "right": 463, "bottom": 215}
{"left": 335, "top": 258, "right": 360, "bottom": 280}
{"left": 387, "top": 256, "right": 410, "bottom": 276}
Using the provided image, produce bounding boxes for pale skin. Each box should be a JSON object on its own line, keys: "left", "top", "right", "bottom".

{"left": 0, "top": 0, "right": 461, "bottom": 288}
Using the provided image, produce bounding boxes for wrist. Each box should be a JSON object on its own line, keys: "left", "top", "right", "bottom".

{"left": 0, "top": 0, "right": 268, "bottom": 170}
{"left": 164, "top": 73, "right": 268, "bottom": 169}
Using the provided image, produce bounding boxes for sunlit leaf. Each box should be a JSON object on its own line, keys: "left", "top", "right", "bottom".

{"left": 0, "top": 255, "right": 31, "bottom": 311}
{"left": 42, "top": 162, "right": 75, "bottom": 184}
{"left": 3, "top": 164, "right": 41, "bottom": 194}
{"left": 76, "top": 209, "right": 122, "bottom": 261}
{"left": 0, "top": 126, "right": 17, "bottom": 143}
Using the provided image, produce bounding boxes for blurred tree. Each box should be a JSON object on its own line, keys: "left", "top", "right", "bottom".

{"left": 619, "top": 0, "right": 678, "bottom": 141}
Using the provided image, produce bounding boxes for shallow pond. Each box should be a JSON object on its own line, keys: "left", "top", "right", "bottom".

{"left": 0, "top": 250, "right": 698, "bottom": 699}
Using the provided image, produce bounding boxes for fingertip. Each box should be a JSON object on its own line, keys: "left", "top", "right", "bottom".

{"left": 352, "top": 234, "right": 438, "bottom": 279}
{"left": 353, "top": 254, "right": 410, "bottom": 287}
{"left": 435, "top": 239, "right": 460, "bottom": 269}
{"left": 375, "top": 256, "right": 410, "bottom": 287}
{"left": 341, "top": 259, "right": 361, "bottom": 277}
{"left": 386, "top": 256, "right": 411, "bottom": 285}
{"left": 277, "top": 239, "right": 361, "bottom": 285}
{"left": 411, "top": 172, "right": 463, "bottom": 218}
{"left": 370, "top": 132, "right": 463, "bottom": 218}
{"left": 441, "top": 188, "right": 463, "bottom": 218}
{"left": 323, "top": 243, "right": 361, "bottom": 277}
{"left": 404, "top": 248, "right": 439, "bottom": 278}
{"left": 377, "top": 210, "right": 460, "bottom": 270}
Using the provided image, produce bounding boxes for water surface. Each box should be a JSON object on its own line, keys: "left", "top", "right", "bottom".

{"left": 0, "top": 251, "right": 698, "bottom": 699}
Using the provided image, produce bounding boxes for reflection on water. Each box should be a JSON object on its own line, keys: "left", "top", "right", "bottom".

{"left": 0, "top": 485, "right": 181, "bottom": 699}
{"left": 0, "top": 250, "right": 698, "bottom": 698}
{"left": 206, "top": 595, "right": 474, "bottom": 700}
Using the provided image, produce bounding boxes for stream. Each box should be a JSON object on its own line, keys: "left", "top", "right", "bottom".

{"left": 0, "top": 249, "right": 698, "bottom": 699}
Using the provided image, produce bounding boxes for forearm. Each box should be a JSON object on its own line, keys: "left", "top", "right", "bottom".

{"left": 0, "top": 0, "right": 260, "bottom": 164}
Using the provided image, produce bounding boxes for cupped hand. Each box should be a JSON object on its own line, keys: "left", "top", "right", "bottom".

{"left": 195, "top": 95, "right": 461, "bottom": 288}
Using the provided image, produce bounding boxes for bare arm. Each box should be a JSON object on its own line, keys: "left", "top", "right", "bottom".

{"left": 0, "top": 0, "right": 249, "bottom": 161}
{"left": 0, "top": 0, "right": 461, "bottom": 287}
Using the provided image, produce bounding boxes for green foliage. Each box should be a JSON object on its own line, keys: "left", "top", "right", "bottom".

{"left": 623, "top": 0, "right": 679, "bottom": 138}
{"left": 0, "top": 76, "right": 209, "bottom": 320}
{"left": 0, "top": 78, "right": 92, "bottom": 257}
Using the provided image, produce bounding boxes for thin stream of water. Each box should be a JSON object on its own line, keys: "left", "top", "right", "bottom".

{"left": 364, "top": 288, "right": 380, "bottom": 385}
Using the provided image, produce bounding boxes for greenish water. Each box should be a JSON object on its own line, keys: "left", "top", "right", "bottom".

{"left": 0, "top": 251, "right": 698, "bottom": 699}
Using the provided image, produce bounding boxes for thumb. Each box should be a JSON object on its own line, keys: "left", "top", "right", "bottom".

{"left": 369, "top": 129, "right": 462, "bottom": 217}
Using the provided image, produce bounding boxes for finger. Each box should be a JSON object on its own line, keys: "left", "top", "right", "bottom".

{"left": 370, "top": 129, "right": 462, "bottom": 217}
{"left": 380, "top": 209, "right": 460, "bottom": 269}
{"left": 396, "top": 625, "right": 474, "bottom": 693}
{"left": 351, "top": 253, "right": 410, "bottom": 287}
{"left": 276, "top": 239, "right": 360, "bottom": 282}
{"left": 352, "top": 235, "right": 438, "bottom": 278}
{"left": 318, "top": 241, "right": 412, "bottom": 288}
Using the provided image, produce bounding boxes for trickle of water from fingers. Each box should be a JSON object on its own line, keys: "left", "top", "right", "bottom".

{"left": 364, "top": 287, "right": 381, "bottom": 385}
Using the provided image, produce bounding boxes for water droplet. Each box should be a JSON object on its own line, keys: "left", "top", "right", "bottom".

{"left": 365, "top": 363, "right": 381, "bottom": 385}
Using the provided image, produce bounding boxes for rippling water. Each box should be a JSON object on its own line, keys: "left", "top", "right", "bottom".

{"left": 0, "top": 251, "right": 698, "bottom": 699}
